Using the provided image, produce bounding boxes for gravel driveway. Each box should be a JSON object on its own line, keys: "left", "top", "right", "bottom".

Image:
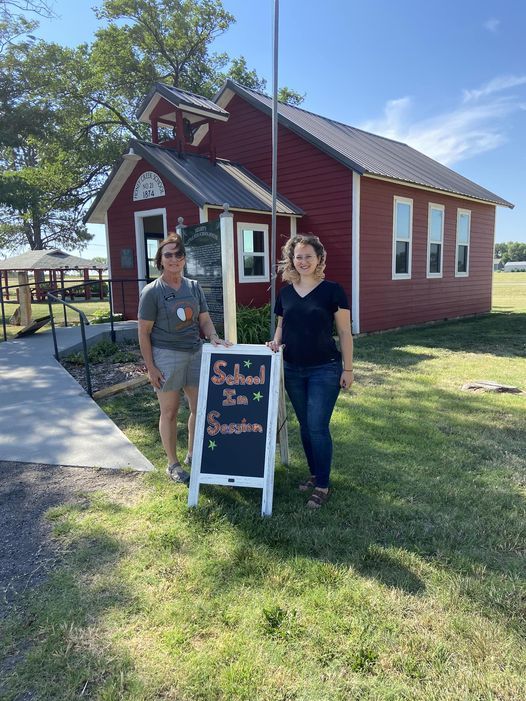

{"left": 0, "top": 461, "right": 145, "bottom": 618}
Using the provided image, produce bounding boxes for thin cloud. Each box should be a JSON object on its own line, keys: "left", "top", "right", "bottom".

{"left": 359, "top": 89, "right": 521, "bottom": 166}
{"left": 463, "top": 75, "right": 526, "bottom": 102}
{"left": 484, "top": 18, "right": 500, "bottom": 32}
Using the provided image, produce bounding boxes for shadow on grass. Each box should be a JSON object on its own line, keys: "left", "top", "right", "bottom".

{"left": 358, "top": 312, "right": 526, "bottom": 362}
{"left": 184, "top": 369, "right": 525, "bottom": 632}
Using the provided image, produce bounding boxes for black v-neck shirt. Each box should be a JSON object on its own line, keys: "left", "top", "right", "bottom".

{"left": 274, "top": 280, "right": 349, "bottom": 366}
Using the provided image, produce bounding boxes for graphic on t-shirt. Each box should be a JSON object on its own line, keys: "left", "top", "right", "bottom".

{"left": 174, "top": 304, "right": 194, "bottom": 329}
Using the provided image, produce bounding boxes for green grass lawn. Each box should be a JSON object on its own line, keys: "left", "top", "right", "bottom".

{"left": 1, "top": 276, "right": 525, "bottom": 700}
{"left": 1, "top": 299, "right": 110, "bottom": 340}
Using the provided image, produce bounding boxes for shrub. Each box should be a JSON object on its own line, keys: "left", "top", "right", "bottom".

{"left": 90, "top": 309, "right": 124, "bottom": 324}
{"left": 236, "top": 303, "right": 270, "bottom": 344}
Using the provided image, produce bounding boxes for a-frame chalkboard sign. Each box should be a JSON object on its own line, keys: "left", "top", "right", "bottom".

{"left": 188, "top": 344, "right": 282, "bottom": 516}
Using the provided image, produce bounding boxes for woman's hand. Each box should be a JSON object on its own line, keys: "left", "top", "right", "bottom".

{"left": 147, "top": 365, "right": 164, "bottom": 390}
{"left": 340, "top": 369, "right": 354, "bottom": 390}
{"left": 265, "top": 340, "right": 282, "bottom": 353}
{"left": 210, "top": 334, "right": 232, "bottom": 347}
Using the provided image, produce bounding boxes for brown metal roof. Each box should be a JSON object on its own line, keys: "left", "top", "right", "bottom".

{"left": 216, "top": 81, "right": 514, "bottom": 209}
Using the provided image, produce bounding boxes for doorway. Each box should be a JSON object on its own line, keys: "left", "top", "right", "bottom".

{"left": 134, "top": 208, "right": 167, "bottom": 288}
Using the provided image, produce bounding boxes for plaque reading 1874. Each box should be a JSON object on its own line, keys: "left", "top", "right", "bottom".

{"left": 183, "top": 220, "right": 223, "bottom": 328}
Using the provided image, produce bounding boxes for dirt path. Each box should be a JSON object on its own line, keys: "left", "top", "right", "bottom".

{"left": 0, "top": 461, "right": 146, "bottom": 618}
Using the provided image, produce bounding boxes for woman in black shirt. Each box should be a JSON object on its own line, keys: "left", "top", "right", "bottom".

{"left": 267, "top": 235, "right": 353, "bottom": 508}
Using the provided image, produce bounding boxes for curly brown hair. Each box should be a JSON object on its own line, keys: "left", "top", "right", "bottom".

{"left": 154, "top": 233, "right": 186, "bottom": 271}
{"left": 278, "top": 234, "right": 326, "bottom": 284}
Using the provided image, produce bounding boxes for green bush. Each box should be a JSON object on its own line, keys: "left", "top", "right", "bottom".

{"left": 236, "top": 303, "right": 270, "bottom": 344}
{"left": 90, "top": 309, "right": 124, "bottom": 324}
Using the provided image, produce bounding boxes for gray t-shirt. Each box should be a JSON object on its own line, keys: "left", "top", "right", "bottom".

{"left": 138, "top": 277, "right": 209, "bottom": 351}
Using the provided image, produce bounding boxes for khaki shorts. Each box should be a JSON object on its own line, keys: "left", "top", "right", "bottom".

{"left": 152, "top": 345, "right": 202, "bottom": 392}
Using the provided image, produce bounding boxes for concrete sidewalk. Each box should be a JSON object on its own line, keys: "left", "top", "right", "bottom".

{"left": 0, "top": 322, "right": 154, "bottom": 472}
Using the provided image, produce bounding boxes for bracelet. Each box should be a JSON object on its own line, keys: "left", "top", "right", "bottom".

{"left": 343, "top": 368, "right": 353, "bottom": 372}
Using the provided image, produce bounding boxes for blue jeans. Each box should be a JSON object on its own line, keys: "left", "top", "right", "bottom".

{"left": 284, "top": 360, "right": 341, "bottom": 488}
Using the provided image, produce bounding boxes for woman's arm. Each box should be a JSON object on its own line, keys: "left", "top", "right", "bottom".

{"left": 334, "top": 307, "right": 353, "bottom": 389}
{"left": 266, "top": 316, "right": 283, "bottom": 352}
{"left": 198, "top": 312, "right": 232, "bottom": 347}
{"left": 138, "top": 318, "right": 164, "bottom": 389}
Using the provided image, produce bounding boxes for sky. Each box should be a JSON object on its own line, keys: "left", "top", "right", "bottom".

{"left": 17, "top": 0, "right": 526, "bottom": 257}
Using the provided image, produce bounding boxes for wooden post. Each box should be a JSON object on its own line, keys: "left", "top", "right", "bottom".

{"left": 3, "top": 271, "right": 9, "bottom": 300}
{"left": 220, "top": 204, "right": 237, "bottom": 344}
{"left": 84, "top": 268, "right": 91, "bottom": 300}
{"left": 17, "top": 271, "right": 32, "bottom": 326}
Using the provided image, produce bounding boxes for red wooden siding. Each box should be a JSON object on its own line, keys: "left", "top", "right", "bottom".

{"left": 213, "top": 95, "right": 353, "bottom": 305}
{"left": 107, "top": 160, "right": 200, "bottom": 318}
{"left": 206, "top": 207, "right": 293, "bottom": 308}
{"left": 359, "top": 177, "right": 495, "bottom": 333}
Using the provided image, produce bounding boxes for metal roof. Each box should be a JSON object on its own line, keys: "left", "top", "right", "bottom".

{"left": 0, "top": 249, "right": 107, "bottom": 271}
{"left": 84, "top": 141, "right": 303, "bottom": 224}
{"left": 216, "top": 80, "right": 514, "bottom": 209}
{"left": 137, "top": 83, "right": 229, "bottom": 123}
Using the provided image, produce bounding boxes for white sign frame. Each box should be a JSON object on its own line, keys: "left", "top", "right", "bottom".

{"left": 188, "top": 343, "right": 282, "bottom": 517}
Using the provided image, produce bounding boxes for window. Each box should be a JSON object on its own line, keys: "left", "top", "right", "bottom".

{"left": 456, "top": 209, "right": 471, "bottom": 276}
{"left": 237, "top": 223, "right": 269, "bottom": 283}
{"left": 427, "top": 204, "right": 444, "bottom": 277}
{"left": 392, "top": 197, "right": 413, "bottom": 279}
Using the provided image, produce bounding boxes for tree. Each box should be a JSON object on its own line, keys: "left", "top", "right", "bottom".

{"left": 1, "top": 0, "right": 305, "bottom": 254}
{"left": 495, "top": 241, "right": 526, "bottom": 264}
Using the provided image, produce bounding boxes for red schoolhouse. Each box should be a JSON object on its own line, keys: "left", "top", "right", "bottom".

{"left": 85, "top": 81, "right": 513, "bottom": 333}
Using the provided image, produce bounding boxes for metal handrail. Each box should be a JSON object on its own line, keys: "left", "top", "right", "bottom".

{"left": 47, "top": 292, "right": 93, "bottom": 396}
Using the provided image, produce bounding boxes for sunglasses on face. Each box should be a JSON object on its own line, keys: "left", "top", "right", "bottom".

{"left": 162, "top": 251, "right": 185, "bottom": 260}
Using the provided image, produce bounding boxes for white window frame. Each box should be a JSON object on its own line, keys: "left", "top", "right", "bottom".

{"left": 392, "top": 196, "right": 413, "bottom": 280}
{"left": 236, "top": 222, "right": 269, "bottom": 283}
{"left": 455, "top": 209, "right": 471, "bottom": 277}
{"left": 427, "top": 203, "right": 444, "bottom": 278}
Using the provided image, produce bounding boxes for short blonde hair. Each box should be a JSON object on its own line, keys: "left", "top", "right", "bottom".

{"left": 278, "top": 234, "right": 326, "bottom": 284}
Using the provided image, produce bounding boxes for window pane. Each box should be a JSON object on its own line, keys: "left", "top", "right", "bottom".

{"left": 396, "top": 202, "right": 411, "bottom": 239}
{"left": 429, "top": 243, "right": 441, "bottom": 273}
{"left": 243, "top": 254, "right": 264, "bottom": 277}
{"left": 457, "top": 245, "right": 468, "bottom": 273}
{"left": 430, "top": 209, "right": 443, "bottom": 242}
{"left": 243, "top": 230, "right": 254, "bottom": 253}
{"left": 252, "top": 230, "right": 265, "bottom": 252}
{"left": 396, "top": 241, "right": 408, "bottom": 274}
{"left": 458, "top": 213, "right": 470, "bottom": 243}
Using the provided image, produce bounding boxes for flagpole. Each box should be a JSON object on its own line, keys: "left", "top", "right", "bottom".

{"left": 270, "top": 0, "right": 279, "bottom": 338}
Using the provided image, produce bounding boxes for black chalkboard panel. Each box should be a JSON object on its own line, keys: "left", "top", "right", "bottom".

{"left": 200, "top": 352, "right": 272, "bottom": 478}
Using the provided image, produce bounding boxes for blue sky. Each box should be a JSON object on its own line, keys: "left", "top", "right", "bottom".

{"left": 29, "top": 0, "right": 526, "bottom": 256}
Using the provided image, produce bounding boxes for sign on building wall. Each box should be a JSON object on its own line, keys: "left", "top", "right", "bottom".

{"left": 188, "top": 345, "right": 282, "bottom": 516}
{"left": 133, "top": 171, "right": 165, "bottom": 201}
{"left": 183, "top": 220, "right": 224, "bottom": 329}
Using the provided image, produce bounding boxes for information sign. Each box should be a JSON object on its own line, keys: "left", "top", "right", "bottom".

{"left": 183, "top": 220, "right": 223, "bottom": 328}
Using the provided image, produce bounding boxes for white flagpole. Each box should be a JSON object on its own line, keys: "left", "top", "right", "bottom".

{"left": 270, "top": 0, "right": 279, "bottom": 337}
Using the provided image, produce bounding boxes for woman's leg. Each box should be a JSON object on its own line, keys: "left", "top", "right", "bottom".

{"left": 305, "top": 363, "right": 341, "bottom": 488}
{"left": 284, "top": 365, "right": 316, "bottom": 475}
{"left": 183, "top": 385, "right": 199, "bottom": 457}
{"left": 157, "top": 390, "right": 181, "bottom": 465}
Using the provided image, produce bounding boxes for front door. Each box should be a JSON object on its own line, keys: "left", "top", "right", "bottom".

{"left": 142, "top": 215, "right": 165, "bottom": 282}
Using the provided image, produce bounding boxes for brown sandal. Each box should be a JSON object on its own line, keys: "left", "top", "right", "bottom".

{"left": 306, "top": 488, "right": 330, "bottom": 509}
{"left": 298, "top": 476, "right": 317, "bottom": 492}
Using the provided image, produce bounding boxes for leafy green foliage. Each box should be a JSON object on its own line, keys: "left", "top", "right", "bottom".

{"left": 495, "top": 241, "right": 526, "bottom": 264}
{"left": 236, "top": 303, "right": 270, "bottom": 344}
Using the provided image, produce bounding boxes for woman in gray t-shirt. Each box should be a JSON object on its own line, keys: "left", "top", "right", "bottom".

{"left": 138, "top": 233, "right": 231, "bottom": 484}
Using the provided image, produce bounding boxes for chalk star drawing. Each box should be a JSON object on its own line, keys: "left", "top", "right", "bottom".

{"left": 244, "top": 359, "right": 252, "bottom": 368}
{"left": 208, "top": 440, "right": 217, "bottom": 450}
{"left": 253, "top": 391, "right": 263, "bottom": 402}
